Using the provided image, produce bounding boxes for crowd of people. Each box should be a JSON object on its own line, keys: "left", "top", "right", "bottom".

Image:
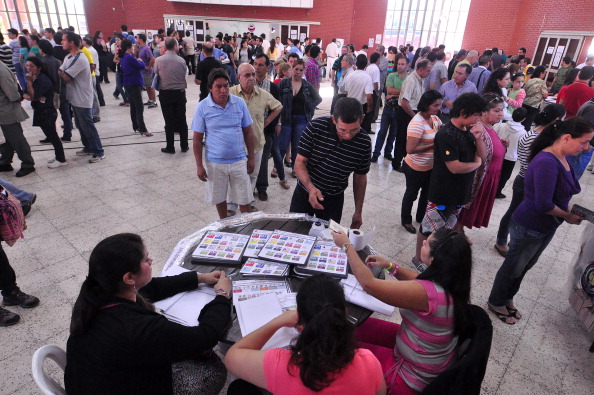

{"left": 0, "top": 21, "right": 594, "bottom": 395}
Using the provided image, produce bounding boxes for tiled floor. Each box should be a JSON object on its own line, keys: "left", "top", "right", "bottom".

{"left": 1, "top": 77, "right": 593, "bottom": 394}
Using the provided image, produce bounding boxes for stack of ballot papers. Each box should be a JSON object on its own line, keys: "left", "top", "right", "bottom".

{"left": 235, "top": 293, "right": 299, "bottom": 349}
{"left": 243, "top": 230, "right": 274, "bottom": 258}
{"left": 239, "top": 258, "right": 290, "bottom": 277}
{"left": 232, "top": 279, "right": 292, "bottom": 304}
{"left": 154, "top": 266, "right": 217, "bottom": 326}
{"left": 340, "top": 274, "right": 395, "bottom": 316}
{"left": 257, "top": 230, "right": 316, "bottom": 265}
{"left": 293, "top": 240, "right": 348, "bottom": 279}
{"left": 191, "top": 231, "right": 250, "bottom": 265}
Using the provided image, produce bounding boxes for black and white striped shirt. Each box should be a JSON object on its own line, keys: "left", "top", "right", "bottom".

{"left": 297, "top": 117, "right": 371, "bottom": 196}
{"left": 517, "top": 130, "right": 538, "bottom": 178}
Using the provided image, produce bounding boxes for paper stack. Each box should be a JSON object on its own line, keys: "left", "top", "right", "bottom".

{"left": 153, "top": 266, "right": 217, "bottom": 326}
{"left": 191, "top": 231, "right": 250, "bottom": 265}
{"left": 294, "top": 240, "right": 348, "bottom": 279}
{"left": 239, "top": 258, "right": 290, "bottom": 277}
{"left": 243, "top": 230, "right": 274, "bottom": 258}
{"left": 340, "top": 274, "right": 395, "bottom": 316}
{"left": 257, "top": 230, "right": 316, "bottom": 265}
{"left": 235, "top": 293, "right": 299, "bottom": 349}
{"left": 232, "top": 279, "right": 292, "bottom": 304}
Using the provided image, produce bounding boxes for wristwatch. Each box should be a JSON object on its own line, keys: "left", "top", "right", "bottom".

{"left": 341, "top": 243, "right": 353, "bottom": 253}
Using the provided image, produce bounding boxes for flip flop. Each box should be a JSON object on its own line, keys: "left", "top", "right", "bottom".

{"left": 506, "top": 306, "right": 521, "bottom": 320}
{"left": 488, "top": 304, "right": 516, "bottom": 325}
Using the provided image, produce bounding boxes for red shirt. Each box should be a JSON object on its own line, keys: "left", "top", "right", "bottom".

{"left": 563, "top": 81, "right": 594, "bottom": 117}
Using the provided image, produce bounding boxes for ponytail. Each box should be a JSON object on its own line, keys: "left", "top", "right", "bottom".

{"left": 529, "top": 117, "right": 593, "bottom": 161}
{"left": 288, "top": 274, "right": 357, "bottom": 391}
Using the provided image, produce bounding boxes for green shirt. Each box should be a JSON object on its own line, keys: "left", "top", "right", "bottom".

{"left": 387, "top": 71, "right": 408, "bottom": 90}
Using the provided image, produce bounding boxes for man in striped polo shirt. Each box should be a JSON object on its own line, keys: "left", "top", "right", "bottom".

{"left": 290, "top": 97, "right": 372, "bottom": 229}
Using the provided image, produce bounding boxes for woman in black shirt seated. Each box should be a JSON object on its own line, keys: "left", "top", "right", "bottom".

{"left": 65, "top": 233, "right": 232, "bottom": 395}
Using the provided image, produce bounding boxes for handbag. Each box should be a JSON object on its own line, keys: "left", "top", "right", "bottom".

{"left": 0, "top": 188, "right": 26, "bottom": 246}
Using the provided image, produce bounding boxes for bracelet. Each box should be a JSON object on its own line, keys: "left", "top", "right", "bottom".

{"left": 386, "top": 261, "right": 393, "bottom": 272}
{"left": 215, "top": 288, "right": 231, "bottom": 299}
{"left": 388, "top": 261, "right": 399, "bottom": 276}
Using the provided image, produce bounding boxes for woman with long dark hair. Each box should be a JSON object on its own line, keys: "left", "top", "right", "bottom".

{"left": 92, "top": 30, "right": 110, "bottom": 83}
{"left": 332, "top": 228, "right": 472, "bottom": 395}
{"left": 488, "top": 117, "right": 593, "bottom": 324}
{"left": 494, "top": 104, "right": 566, "bottom": 256}
{"left": 65, "top": 233, "right": 232, "bottom": 394}
{"left": 482, "top": 68, "right": 511, "bottom": 120}
{"left": 119, "top": 39, "right": 152, "bottom": 136}
{"left": 111, "top": 34, "right": 130, "bottom": 106}
{"left": 522, "top": 66, "right": 549, "bottom": 131}
{"left": 225, "top": 273, "right": 386, "bottom": 394}
{"left": 23, "top": 57, "right": 66, "bottom": 168}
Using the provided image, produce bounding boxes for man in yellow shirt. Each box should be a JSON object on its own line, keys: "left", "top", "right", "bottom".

{"left": 80, "top": 44, "right": 101, "bottom": 122}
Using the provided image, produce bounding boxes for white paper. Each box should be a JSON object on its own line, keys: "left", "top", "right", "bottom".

{"left": 197, "top": 29, "right": 204, "bottom": 35}
{"left": 368, "top": 38, "right": 374, "bottom": 48}
{"left": 546, "top": 46, "right": 554, "bottom": 54}
{"left": 341, "top": 274, "right": 394, "bottom": 316}
{"left": 329, "top": 219, "right": 349, "bottom": 234}
{"left": 232, "top": 279, "right": 291, "bottom": 304}
{"left": 163, "top": 289, "right": 215, "bottom": 326}
{"left": 375, "top": 34, "right": 382, "bottom": 44}
{"left": 235, "top": 294, "right": 299, "bottom": 349}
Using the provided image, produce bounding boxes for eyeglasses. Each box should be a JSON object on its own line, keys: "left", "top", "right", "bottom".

{"left": 240, "top": 72, "right": 256, "bottom": 77}
{"left": 336, "top": 126, "right": 360, "bottom": 135}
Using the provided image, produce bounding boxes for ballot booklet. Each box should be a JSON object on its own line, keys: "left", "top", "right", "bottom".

{"left": 341, "top": 274, "right": 395, "bottom": 316}
{"left": 571, "top": 204, "right": 594, "bottom": 224}
{"left": 243, "top": 230, "right": 274, "bottom": 258}
{"left": 293, "top": 240, "right": 349, "bottom": 279}
{"left": 232, "top": 278, "right": 292, "bottom": 304}
{"left": 191, "top": 231, "right": 250, "bottom": 265}
{"left": 239, "top": 258, "right": 290, "bottom": 277}
{"left": 257, "top": 230, "right": 316, "bottom": 265}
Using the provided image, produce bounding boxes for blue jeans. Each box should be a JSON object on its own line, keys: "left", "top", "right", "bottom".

{"left": 114, "top": 70, "right": 129, "bottom": 102}
{"left": 14, "top": 62, "right": 26, "bottom": 90}
{"left": 59, "top": 99, "right": 73, "bottom": 139}
{"left": 72, "top": 106, "right": 104, "bottom": 156}
{"left": 373, "top": 105, "right": 397, "bottom": 157}
{"left": 488, "top": 218, "right": 556, "bottom": 307}
{"left": 0, "top": 179, "right": 34, "bottom": 205}
{"left": 496, "top": 175, "right": 525, "bottom": 246}
{"left": 278, "top": 114, "right": 308, "bottom": 174}
{"left": 271, "top": 134, "right": 287, "bottom": 181}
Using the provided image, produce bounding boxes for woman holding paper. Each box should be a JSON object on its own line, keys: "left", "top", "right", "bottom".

{"left": 225, "top": 274, "right": 386, "bottom": 394}
{"left": 332, "top": 228, "right": 472, "bottom": 395}
{"left": 65, "top": 233, "right": 232, "bottom": 395}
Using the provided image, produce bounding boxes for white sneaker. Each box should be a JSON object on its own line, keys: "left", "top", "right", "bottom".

{"left": 47, "top": 158, "right": 55, "bottom": 163}
{"left": 76, "top": 150, "right": 92, "bottom": 156}
{"left": 48, "top": 160, "right": 67, "bottom": 169}
{"left": 89, "top": 155, "right": 105, "bottom": 163}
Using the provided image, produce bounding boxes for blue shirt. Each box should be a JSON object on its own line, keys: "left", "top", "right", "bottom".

{"left": 199, "top": 47, "right": 228, "bottom": 61}
{"left": 191, "top": 94, "right": 253, "bottom": 164}
{"left": 122, "top": 32, "right": 136, "bottom": 44}
{"left": 120, "top": 53, "right": 145, "bottom": 86}
{"left": 288, "top": 45, "right": 303, "bottom": 58}
{"left": 468, "top": 66, "right": 491, "bottom": 94}
{"left": 438, "top": 79, "right": 477, "bottom": 114}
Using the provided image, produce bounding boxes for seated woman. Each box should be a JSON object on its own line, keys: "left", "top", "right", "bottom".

{"left": 65, "top": 233, "right": 232, "bottom": 395}
{"left": 224, "top": 274, "right": 386, "bottom": 395}
{"left": 332, "top": 228, "right": 472, "bottom": 395}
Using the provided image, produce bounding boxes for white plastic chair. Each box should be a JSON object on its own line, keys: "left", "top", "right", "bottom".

{"left": 31, "top": 344, "right": 67, "bottom": 395}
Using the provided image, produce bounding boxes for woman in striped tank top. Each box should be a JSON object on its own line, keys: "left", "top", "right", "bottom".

{"left": 333, "top": 228, "right": 472, "bottom": 394}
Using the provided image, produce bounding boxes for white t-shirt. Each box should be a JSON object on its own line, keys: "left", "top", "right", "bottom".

{"left": 87, "top": 46, "right": 100, "bottom": 76}
{"left": 344, "top": 69, "right": 373, "bottom": 105}
{"left": 182, "top": 37, "right": 196, "bottom": 55}
{"left": 366, "top": 63, "right": 380, "bottom": 88}
{"left": 60, "top": 51, "right": 94, "bottom": 108}
{"left": 262, "top": 39, "right": 270, "bottom": 52}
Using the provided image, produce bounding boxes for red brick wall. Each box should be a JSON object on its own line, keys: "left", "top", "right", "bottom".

{"left": 462, "top": 0, "right": 594, "bottom": 62}
{"left": 85, "top": 0, "right": 366, "bottom": 50}
{"left": 351, "top": 0, "right": 388, "bottom": 50}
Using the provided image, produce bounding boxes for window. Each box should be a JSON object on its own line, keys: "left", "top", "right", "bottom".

{"left": 0, "top": 0, "right": 88, "bottom": 35}
{"left": 383, "top": 0, "right": 470, "bottom": 51}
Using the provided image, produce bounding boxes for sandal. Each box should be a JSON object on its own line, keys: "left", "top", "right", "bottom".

{"left": 271, "top": 168, "right": 278, "bottom": 178}
{"left": 494, "top": 244, "right": 508, "bottom": 257}
{"left": 506, "top": 305, "right": 522, "bottom": 320}
{"left": 488, "top": 304, "right": 516, "bottom": 325}
{"left": 140, "top": 132, "right": 153, "bottom": 137}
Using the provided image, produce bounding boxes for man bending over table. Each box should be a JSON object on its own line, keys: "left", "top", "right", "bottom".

{"left": 192, "top": 68, "right": 255, "bottom": 219}
{"left": 289, "top": 97, "right": 371, "bottom": 228}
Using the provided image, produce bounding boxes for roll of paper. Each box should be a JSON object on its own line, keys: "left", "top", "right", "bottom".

{"left": 349, "top": 229, "right": 366, "bottom": 251}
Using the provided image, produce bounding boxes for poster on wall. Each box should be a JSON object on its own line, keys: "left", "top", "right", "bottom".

{"left": 375, "top": 34, "right": 382, "bottom": 45}
{"left": 132, "top": 29, "right": 146, "bottom": 37}
{"left": 290, "top": 30, "right": 298, "bottom": 40}
{"left": 368, "top": 38, "right": 374, "bottom": 48}
{"left": 146, "top": 30, "right": 159, "bottom": 42}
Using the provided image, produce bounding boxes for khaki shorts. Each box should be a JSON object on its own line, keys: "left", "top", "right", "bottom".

{"left": 143, "top": 72, "right": 154, "bottom": 88}
{"left": 204, "top": 158, "right": 252, "bottom": 205}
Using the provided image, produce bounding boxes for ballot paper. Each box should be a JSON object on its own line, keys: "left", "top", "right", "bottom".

{"left": 243, "top": 230, "right": 274, "bottom": 258}
{"left": 232, "top": 279, "right": 292, "bottom": 304}
{"left": 154, "top": 266, "right": 217, "bottom": 326}
{"left": 191, "top": 231, "right": 250, "bottom": 265}
{"left": 294, "top": 240, "right": 348, "bottom": 279}
{"left": 239, "top": 258, "right": 290, "bottom": 277}
{"left": 341, "top": 274, "right": 395, "bottom": 316}
{"left": 257, "top": 230, "right": 316, "bottom": 265}
{"left": 235, "top": 293, "right": 299, "bottom": 349}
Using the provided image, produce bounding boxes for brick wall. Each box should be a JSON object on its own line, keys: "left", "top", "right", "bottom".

{"left": 462, "top": 0, "right": 594, "bottom": 62}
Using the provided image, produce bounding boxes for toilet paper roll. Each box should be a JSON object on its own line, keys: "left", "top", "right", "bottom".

{"left": 349, "top": 229, "right": 366, "bottom": 251}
